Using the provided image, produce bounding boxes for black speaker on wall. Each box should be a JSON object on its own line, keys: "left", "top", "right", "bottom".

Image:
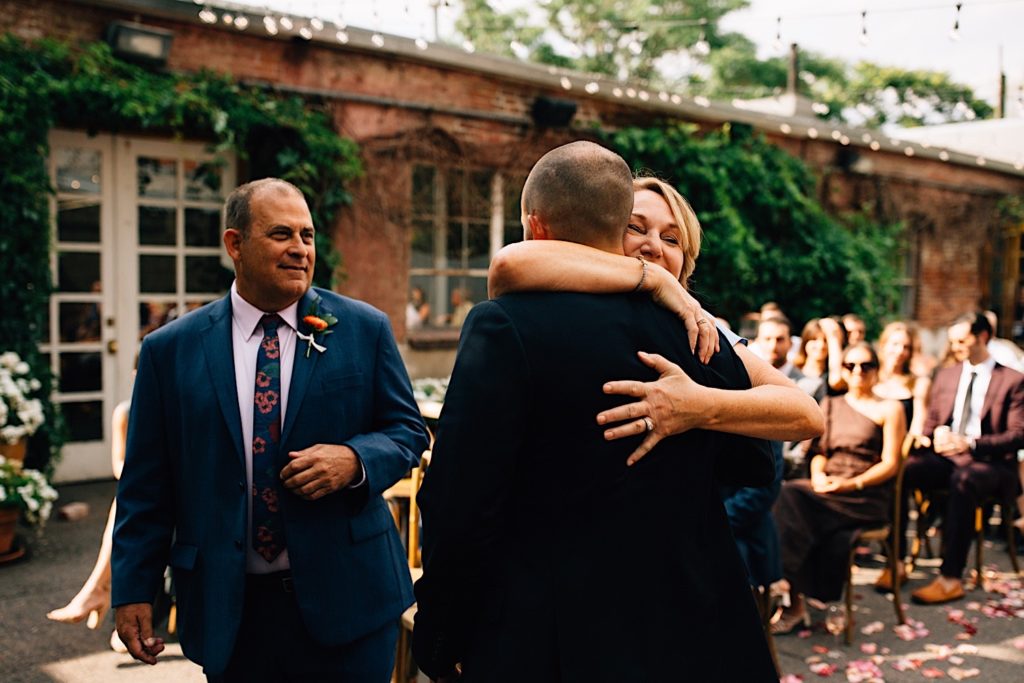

{"left": 531, "top": 96, "right": 578, "bottom": 128}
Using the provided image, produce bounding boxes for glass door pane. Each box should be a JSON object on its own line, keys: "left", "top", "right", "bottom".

{"left": 47, "top": 132, "right": 116, "bottom": 482}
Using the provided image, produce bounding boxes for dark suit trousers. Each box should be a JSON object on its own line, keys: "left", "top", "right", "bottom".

{"left": 902, "top": 451, "right": 1016, "bottom": 578}
{"left": 207, "top": 573, "right": 398, "bottom": 683}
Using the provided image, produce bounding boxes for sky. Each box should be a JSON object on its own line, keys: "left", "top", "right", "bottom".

{"left": 213, "top": 0, "right": 1024, "bottom": 117}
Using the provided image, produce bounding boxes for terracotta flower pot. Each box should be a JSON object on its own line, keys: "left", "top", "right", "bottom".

{"left": 0, "top": 439, "right": 27, "bottom": 470}
{"left": 0, "top": 507, "right": 19, "bottom": 556}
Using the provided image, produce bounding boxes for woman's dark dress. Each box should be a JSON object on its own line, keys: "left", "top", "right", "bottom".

{"left": 774, "top": 396, "right": 891, "bottom": 601}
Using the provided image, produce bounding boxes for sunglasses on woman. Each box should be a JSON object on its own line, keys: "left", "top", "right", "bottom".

{"left": 842, "top": 361, "right": 878, "bottom": 372}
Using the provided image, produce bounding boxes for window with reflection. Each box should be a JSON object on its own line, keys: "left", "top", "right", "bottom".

{"left": 409, "top": 165, "right": 524, "bottom": 332}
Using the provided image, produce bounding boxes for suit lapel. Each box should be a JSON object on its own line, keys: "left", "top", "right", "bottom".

{"left": 980, "top": 363, "right": 1005, "bottom": 424}
{"left": 200, "top": 296, "right": 246, "bottom": 468}
{"left": 282, "top": 288, "right": 323, "bottom": 445}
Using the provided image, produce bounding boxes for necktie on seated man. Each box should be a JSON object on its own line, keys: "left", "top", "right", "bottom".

{"left": 253, "top": 313, "right": 286, "bottom": 562}
{"left": 956, "top": 371, "right": 977, "bottom": 436}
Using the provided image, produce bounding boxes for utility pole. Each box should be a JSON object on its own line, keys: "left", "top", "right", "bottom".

{"left": 787, "top": 43, "right": 799, "bottom": 95}
{"left": 997, "top": 44, "right": 1006, "bottom": 119}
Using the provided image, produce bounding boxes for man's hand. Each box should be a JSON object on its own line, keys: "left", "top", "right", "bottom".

{"left": 281, "top": 444, "right": 362, "bottom": 500}
{"left": 647, "top": 266, "right": 718, "bottom": 363}
{"left": 597, "top": 351, "right": 711, "bottom": 465}
{"left": 115, "top": 603, "right": 164, "bottom": 665}
{"left": 932, "top": 426, "right": 971, "bottom": 457}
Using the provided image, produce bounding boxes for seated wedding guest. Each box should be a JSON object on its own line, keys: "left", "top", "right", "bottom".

{"left": 843, "top": 314, "right": 867, "bottom": 347}
{"left": 874, "top": 321, "right": 932, "bottom": 437}
{"left": 899, "top": 312, "right": 1024, "bottom": 604}
{"left": 771, "top": 343, "right": 905, "bottom": 633}
{"left": 984, "top": 310, "right": 1024, "bottom": 373}
{"left": 794, "top": 317, "right": 847, "bottom": 396}
{"left": 754, "top": 316, "right": 825, "bottom": 477}
{"left": 406, "top": 286, "right": 430, "bottom": 331}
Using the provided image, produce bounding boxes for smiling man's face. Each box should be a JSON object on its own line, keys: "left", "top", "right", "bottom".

{"left": 224, "top": 185, "right": 315, "bottom": 312}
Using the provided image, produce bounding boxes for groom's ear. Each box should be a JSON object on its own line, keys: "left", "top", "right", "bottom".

{"left": 526, "top": 213, "right": 553, "bottom": 241}
{"left": 223, "top": 228, "right": 243, "bottom": 261}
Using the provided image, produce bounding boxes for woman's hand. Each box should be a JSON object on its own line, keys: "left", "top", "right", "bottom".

{"left": 811, "top": 473, "right": 850, "bottom": 494}
{"left": 647, "top": 265, "right": 718, "bottom": 363}
{"left": 596, "top": 351, "right": 711, "bottom": 465}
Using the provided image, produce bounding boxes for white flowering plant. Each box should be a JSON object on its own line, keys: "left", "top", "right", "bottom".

{"left": 0, "top": 351, "right": 45, "bottom": 444}
{"left": 412, "top": 377, "right": 449, "bottom": 403}
{"left": 0, "top": 455, "right": 58, "bottom": 525}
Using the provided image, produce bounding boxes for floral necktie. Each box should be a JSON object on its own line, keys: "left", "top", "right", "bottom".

{"left": 252, "top": 314, "right": 286, "bottom": 562}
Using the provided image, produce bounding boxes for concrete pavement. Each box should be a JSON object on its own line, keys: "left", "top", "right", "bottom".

{"left": 2, "top": 480, "right": 1023, "bottom": 682}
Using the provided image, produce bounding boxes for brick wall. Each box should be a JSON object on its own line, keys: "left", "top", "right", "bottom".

{"left": 9, "top": 0, "right": 1024, "bottom": 339}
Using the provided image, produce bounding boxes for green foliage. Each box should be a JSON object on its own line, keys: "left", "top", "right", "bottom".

{"left": 699, "top": 38, "right": 990, "bottom": 128}
{"left": 0, "top": 35, "right": 362, "bottom": 471}
{"left": 607, "top": 124, "right": 903, "bottom": 330}
{"left": 456, "top": 0, "right": 747, "bottom": 82}
{"left": 454, "top": 1, "right": 989, "bottom": 127}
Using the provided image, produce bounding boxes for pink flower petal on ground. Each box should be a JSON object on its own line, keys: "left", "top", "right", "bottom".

{"left": 859, "top": 643, "right": 877, "bottom": 655}
{"left": 1013, "top": 636, "right": 1024, "bottom": 650}
{"left": 798, "top": 628, "right": 813, "bottom": 639}
{"left": 779, "top": 675, "right": 804, "bottom": 683}
{"left": 861, "top": 621, "right": 885, "bottom": 635}
{"left": 965, "top": 601, "right": 982, "bottom": 610}
{"left": 948, "top": 656, "right": 964, "bottom": 665}
{"left": 921, "top": 667, "right": 946, "bottom": 678}
{"left": 892, "top": 658, "right": 921, "bottom": 672}
{"left": 947, "top": 609, "right": 964, "bottom": 621}
{"left": 953, "top": 644, "right": 978, "bottom": 655}
{"left": 808, "top": 662, "right": 837, "bottom": 676}
{"left": 947, "top": 668, "right": 980, "bottom": 680}
{"left": 812, "top": 645, "right": 831, "bottom": 654}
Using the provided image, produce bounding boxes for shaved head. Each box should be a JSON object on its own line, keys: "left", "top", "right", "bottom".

{"left": 521, "top": 141, "right": 634, "bottom": 248}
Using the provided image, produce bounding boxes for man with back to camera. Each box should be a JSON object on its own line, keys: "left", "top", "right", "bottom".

{"left": 112, "top": 178, "right": 429, "bottom": 681}
{"left": 895, "top": 312, "right": 1024, "bottom": 603}
{"left": 412, "top": 142, "right": 779, "bottom": 681}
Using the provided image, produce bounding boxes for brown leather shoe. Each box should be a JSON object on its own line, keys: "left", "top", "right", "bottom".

{"left": 911, "top": 577, "right": 965, "bottom": 605}
{"left": 873, "top": 567, "right": 907, "bottom": 593}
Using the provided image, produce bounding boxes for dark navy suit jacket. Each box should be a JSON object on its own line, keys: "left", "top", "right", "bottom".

{"left": 112, "top": 287, "right": 428, "bottom": 674}
{"left": 413, "top": 292, "right": 777, "bottom": 682}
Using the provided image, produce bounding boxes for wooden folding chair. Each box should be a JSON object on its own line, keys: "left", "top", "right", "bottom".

{"left": 840, "top": 434, "right": 911, "bottom": 644}
{"left": 392, "top": 448, "right": 430, "bottom": 683}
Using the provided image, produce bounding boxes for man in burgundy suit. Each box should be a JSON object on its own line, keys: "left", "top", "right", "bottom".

{"left": 903, "top": 312, "right": 1024, "bottom": 604}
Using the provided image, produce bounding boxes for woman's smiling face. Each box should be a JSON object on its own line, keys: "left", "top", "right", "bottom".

{"left": 623, "top": 189, "right": 685, "bottom": 280}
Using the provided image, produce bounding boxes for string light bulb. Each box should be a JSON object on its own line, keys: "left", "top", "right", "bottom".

{"left": 772, "top": 16, "right": 783, "bottom": 52}
{"left": 279, "top": 16, "right": 294, "bottom": 31}
{"left": 310, "top": 17, "right": 324, "bottom": 31}
{"left": 263, "top": 15, "right": 278, "bottom": 35}
{"left": 234, "top": 15, "right": 249, "bottom": 30}
{"left": 693, "top": 30, "right": 710, "bottom": 57}
{"left": 948, "top": 3, "right": 962, "bottom": 41}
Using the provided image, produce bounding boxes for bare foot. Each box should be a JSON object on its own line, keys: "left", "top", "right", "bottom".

{"left": 47, "top": 588, "right": 110, "bottom": 629}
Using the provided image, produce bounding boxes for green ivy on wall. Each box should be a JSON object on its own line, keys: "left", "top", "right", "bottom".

{"left": 0, "top": 35, "right": 363, "bottom": 472}
{"left": 607, "top": 123, "right": 903, "bottom": 335}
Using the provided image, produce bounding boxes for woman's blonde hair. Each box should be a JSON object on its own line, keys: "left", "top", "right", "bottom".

{"left": 632, "top": 176, "right": 702, "bottom": 284}
{"left": 878, "top": 320, "right": 918, "bottom": 383}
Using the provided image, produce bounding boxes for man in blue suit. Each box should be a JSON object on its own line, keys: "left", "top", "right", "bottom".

{"left": 112, "top": 178, "right": 428, "bottom": 681}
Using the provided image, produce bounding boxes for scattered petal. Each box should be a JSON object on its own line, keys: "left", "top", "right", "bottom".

{"left": 861, "top": 621, "right": 885, "bottom": 635}
{"left": 921, "top": 667, "right": 946, "bottom": 678}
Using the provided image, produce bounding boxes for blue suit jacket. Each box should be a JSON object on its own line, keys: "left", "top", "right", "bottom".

{"left": 112, "top": 287, "right": 428, "bottom": 674}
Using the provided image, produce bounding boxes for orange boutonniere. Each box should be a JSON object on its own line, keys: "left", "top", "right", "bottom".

{"left": 298, "top": 300, "right": 337, "bottom": 357}
{"left": 303, "top": 315, "right": 329, "bottom": 332}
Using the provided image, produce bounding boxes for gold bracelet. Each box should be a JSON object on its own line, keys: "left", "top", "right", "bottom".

{"left": 632, "top": 256, "right": 647, "bottom": 292}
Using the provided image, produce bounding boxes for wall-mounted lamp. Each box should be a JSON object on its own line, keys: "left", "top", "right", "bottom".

{"left": 531, "top": 96, "right": 577, "bottom": 128}
{"left": 106, "top": 21, "right": 173, "bottom": 67}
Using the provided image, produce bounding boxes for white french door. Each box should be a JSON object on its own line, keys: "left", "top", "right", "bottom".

{"left": 45, "top": 131, "right": 235, "bottom": 482}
